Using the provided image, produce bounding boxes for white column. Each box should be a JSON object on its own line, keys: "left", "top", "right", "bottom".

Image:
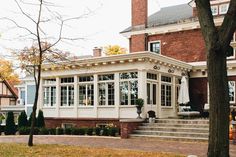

{"left": 172, "top": 76, "right": 176, "bottom": 117}
{"left": 114, "top": 72, "right": 120, "bottom": 118}
{"left": 158, "top": 74, "right": 162, "bottom": 118}
{"left": 138, "top": 70, "right": 147, "bottom": 118}
{"left": 38, "top": 78, "right": 43, "bottom": 111}
{"left": 56, "top": 77, "right": 60, "bottom": 117}
{"left": 74, "top": 75, "right": 78, "bottom": 117}
{"left": 94, "top": 74, "right": 98, "bottom": 118}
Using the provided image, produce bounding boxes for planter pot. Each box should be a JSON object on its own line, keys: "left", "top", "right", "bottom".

{"left": 136, "top": 106, "right": 142, "bottom": 119}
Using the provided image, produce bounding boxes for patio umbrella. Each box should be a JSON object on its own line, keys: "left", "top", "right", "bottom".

{"left": 178, "top": 76, "right": 190, "bottom": 105}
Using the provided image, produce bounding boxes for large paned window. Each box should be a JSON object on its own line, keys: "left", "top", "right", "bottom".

{"left": 149, "top": 41, "right": 161, "bottom": 54}
{"left": 78, "top": 76, "right": 94, "bottom": 106}
{"left": 60, "top": 77, "right": 74, "bottom": 106}
{"left": 229, "top": 81, "right": 235, "bottom": 103}
{"left": 147, "top": 73, "right": 158, "bottom": 105}
{"left": 43, "top": 79, "right": 56, "bottom": 107}
{"left": 120, "top": 72, "right": 138, "bottom": 105}
{"left": 161, "top": 76, "right": 172, "bottom": 107}
{"left": 98, "top": 74, "right": 115, "bottom": 106}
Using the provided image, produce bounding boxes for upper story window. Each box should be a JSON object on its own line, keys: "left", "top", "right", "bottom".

{"left": 219, "top": 3, "right": 229, "bottom": 14}
{"left": 61, "top": 77, "right": 74, "bottom": 83}
{"left": 211, "top": 5, "right": 218, "bottom": 16}
{"left": 149, "top": 41, "right": 161, "bottom": 54}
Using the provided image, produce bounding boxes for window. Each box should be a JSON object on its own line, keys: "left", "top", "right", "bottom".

{"left": 10, "top": 98, "right": 16, "bottom": 106}
{"left": 147, "top": 83, "right": 157, "bottom": 105}
{"left": 227, "top": 48, "right": 236, "bottom": 59}
{"left": 43, "top": 86, "right": 56, "bottom": 107}
{"left": 61, "top": 86, "right": 74, "bottom": 106}
{"left": 61, "top": 77, "right": 74, "bottom": 83}
{"left": 78, "top": 75, "right": 94, "bottom": 106}
{"left": 149, "top": 41, "right": 161, "bottom": 54}
{"left": 211, "top": 5, "right": 218, "bottom": 16}
{"left": 98, "top": 74, "right": 115, "bottom": 106}
{"left": 120, "top": 72, "right": 138, "bottom": 105}
{"left": 219, "top": 4, "right": 229, "bottom": 14}
{"left": 229, "top": 81, "right": 235, "bottom": 103}
{"left": 161, "top": 76, "right": 172, "bottom": 107}
{"left": 44, "top": 79, "right": 56, "bottom": 85}
{"left": 147, "top": 73, "right": 157, "bottom": 80}
{"left": 79, "top": 84, "right": 94, "bottom": 106}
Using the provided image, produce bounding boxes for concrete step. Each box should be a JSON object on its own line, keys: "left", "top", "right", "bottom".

{"left": 129, "top": 134, "right": 208, "bottom": 142}
{"left": 155, "top": 119, "right": 209, "bottom": 125}
{"left": 142, "top": 123, "right": 209, "bottom": 128}
{"left": 138, "top": 126, "right": 209, "bottom": 133}
{"left": 133, "top": 130, "right": 209, "bottom": 138}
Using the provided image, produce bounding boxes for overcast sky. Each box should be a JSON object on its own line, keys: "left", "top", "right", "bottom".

{"left": 0, "top": 0, "right": 190, "bottom": 57}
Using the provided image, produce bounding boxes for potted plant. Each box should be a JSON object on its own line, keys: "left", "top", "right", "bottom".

{"left": 136, "top": 98, "right": 144, "bottom": 119}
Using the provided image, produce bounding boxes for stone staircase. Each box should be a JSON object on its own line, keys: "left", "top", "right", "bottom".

{"left": 130, "top": 119, "right": 209, "bottom": 141}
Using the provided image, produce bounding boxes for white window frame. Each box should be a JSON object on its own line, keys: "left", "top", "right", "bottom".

{"left": 219, "top": 3, "right": 229, "bottom": 14}
{"left": 148, "top": 40, "right": 161, "bottom": 54}
{"left": 227, "top": 48, "right": 236, "bottom": 60}
{"left": 78, "top": 76, "right": 94, "bottom": 106}
{"left": 43, "top": 86, "right": 56, "bottom": 107}
{"left": 98, "top": 77, "right": 115, "bottom": 106}
{"left": 211, "top": 5, "right": 218, "bottom": 16}
{"left": 229, "top": 81, "right": 235, "bottom": 104}
{"left": 119, "top": 72, "right": 138, "bottom": 106}
{"left": 161, "top": 76, "right": 172, "bottom": 107}
{"left": 60, "top": 85, "right": 74, "bottom": 106}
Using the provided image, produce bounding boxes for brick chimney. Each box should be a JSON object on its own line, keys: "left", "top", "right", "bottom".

{"left": 93, "top": 47, "right": 102, "bottom": 57}
{"left": 130, "top": 0, "right": 148, "bottom": 53}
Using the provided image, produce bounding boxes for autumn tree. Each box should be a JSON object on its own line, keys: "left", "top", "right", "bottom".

{"left": 104, "top": 45, "right": 127, "bottom": 56}
{"left": 2, "top": 0, "right": 90, "bottom": 146}
{"left": 195, "top": 0, "right": 236, "bottom": 156}
{"left": 0, "top": 58, "right": 20, "bottom": 85}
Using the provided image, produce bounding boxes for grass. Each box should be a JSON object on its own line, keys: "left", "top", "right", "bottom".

{"left": 0, "top": 143, "right": 184, "bottom": 157}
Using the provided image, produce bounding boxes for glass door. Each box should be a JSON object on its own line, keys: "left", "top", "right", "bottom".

{"left": 147, "top": 82, "right": 157, "bottom": 106}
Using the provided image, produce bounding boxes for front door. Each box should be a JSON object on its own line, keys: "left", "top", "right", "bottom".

{"left": 147, "top": 82, "right": 158, "bottom": 117}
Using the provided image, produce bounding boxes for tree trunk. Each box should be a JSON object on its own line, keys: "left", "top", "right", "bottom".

{"left": 207, "top": 47, "right": 230, "bottom": 157}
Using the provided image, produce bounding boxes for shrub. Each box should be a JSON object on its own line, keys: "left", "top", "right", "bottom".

{"left": 37, "top": 110, "right": 45, "bottom": 128}
{"left": 109, "top": 127, "right": 119, "bottom": 136}
{"left": 28, "top": 112, "right": 37, "bottom": 127}
{"left": 18, "top": 111, "right": 28, "bottom": 128}
{"left": 102, "top": 128, "right": 109, "bottom": 136}
{"left": 86, "top": 128, "right": 93, "bottom": 136}
{"left": 71, "top": 128, "right": 80, "bottom": 135}
{"left": 33, "top": 127, "right": 40, "bottom": 135}
{"left": 64, "top": 128, "right": 72, "bottom": 135}
{"left": 49, "top": 128, "right": 56, "bottom": 135}
{"left": 78, "top": 128, "right": 86, "bottom": 135}
{"left": 56, "top": 127, "right": 64, "bottom": 135}
{"left": 39, "top": 128, "right": 49, "bottom": 135}
{"left": 94, "top": 127, "right": 101, "bottom": 136}
{"left": 18, "top": 127, "right": 30, "bottom": 135}
{"left": 5, "top": 112, "right": 16, "bottom": 135}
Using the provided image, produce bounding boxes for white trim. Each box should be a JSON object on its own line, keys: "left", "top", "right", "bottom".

{"left": 211, "top": 5, "right": 219, "bottom": 16}
{"left": 227, "top": 48, "right": 236, "bottom": 60}
{"left": 219, "top": 3, "right": 229, "bottom": 14}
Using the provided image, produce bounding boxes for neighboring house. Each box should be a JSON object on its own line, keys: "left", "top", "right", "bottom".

{"left": 17, "top": 0, "right": 236, "bottom": 128}
{"left": 0, "top": 77, "right": 22, "bottom": 125}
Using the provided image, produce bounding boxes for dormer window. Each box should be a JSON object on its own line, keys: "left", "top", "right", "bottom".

{"left": 149, "top": 41, "right": 161, "bottom": 54}
{"left": 211, "top": 5, "right": 218, "bottom": 16}
{"left": 219, "top": 4, "right": 229, "bottom": 15}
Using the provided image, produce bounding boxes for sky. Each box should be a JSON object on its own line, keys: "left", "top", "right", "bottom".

{"left": 0, "top": 0, "right": 190, "bottom": 58}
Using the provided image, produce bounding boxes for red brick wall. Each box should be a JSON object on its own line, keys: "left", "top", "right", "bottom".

{"left": 148, "top": 29, "right": 206, "bottom": 62}
{"left": 130, "top": 34, "right": 147, "bottom": 52}
{"left": 120, "top": 121, "right": 143, "bottom": 139}
{"left": 132, "top": 0, "right": 147, "bottom": 27}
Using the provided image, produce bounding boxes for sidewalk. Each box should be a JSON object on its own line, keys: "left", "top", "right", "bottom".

{"left": 0, "top": 135, "right": 235, "bottom": 157}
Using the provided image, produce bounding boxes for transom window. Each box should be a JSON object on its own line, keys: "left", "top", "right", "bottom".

{"left": 147, "top": 73, "right": 157, "bottom": 80}
{"left": 98, "top": 74, "right": 114, "bottom": 81}
{"left": 79, "top": 76, "right": 94, "bottom": 82}
{"left": 219, "top": 4, "right": 229, "bottom": 14}
{"left": 149, "top": 41, "right": 161, "bottom": 54}
{"left": 161, "top": 76, "right": 172, "bottom": 107}
{"left": 120, "top": 72, "right": 138, "bottom": 79}
{"left": 44, "top": 79, "right": 56, "bottom": 85}
{"left": 61, "top": 77, "right": 74, "bottom": 83}
{"left": 211, "top": 5, "right": 218, "bottom": 16}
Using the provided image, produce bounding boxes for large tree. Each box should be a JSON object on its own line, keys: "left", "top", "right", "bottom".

{"left": 195, "top": 0, "right": 236, "bottom": 156}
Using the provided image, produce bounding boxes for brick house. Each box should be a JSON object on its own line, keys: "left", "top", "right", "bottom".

{"left": 17, "top": 0, "right": 236, "bottom": 128}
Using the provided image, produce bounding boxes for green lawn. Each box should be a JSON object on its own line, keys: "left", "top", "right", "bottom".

{"left": 0, "top": 143, "right": 184, "bottom": 157}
